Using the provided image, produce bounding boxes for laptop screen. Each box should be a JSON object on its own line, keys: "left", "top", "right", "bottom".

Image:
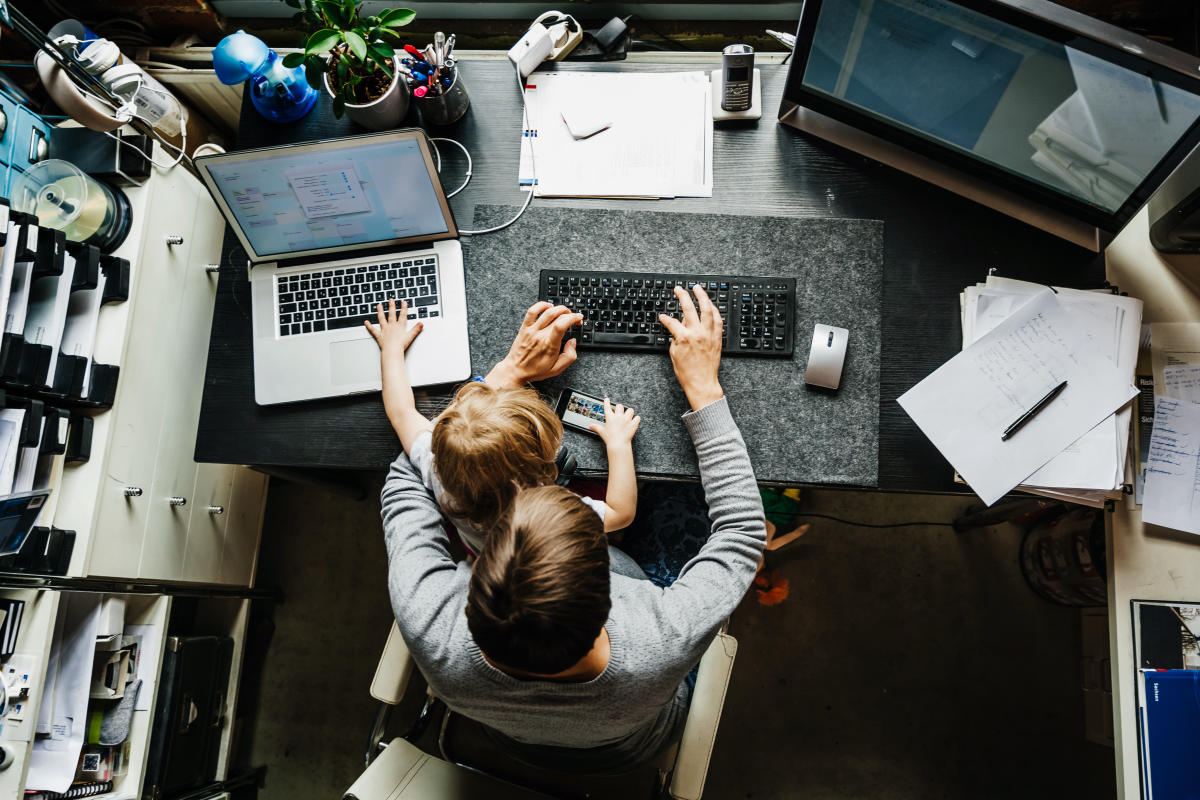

{"left": 197, "top": 131, "right": 456, "bottom": 261}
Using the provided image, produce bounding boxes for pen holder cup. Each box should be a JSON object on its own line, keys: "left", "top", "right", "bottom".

{"left": 416, "top": 67, "right": 470, "bottom": 126}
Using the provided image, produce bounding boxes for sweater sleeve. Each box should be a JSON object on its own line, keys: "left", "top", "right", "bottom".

{"left": 658, "top": 397, "right": 767, "bottom": 659}
{"left": 380, "top": 448, "right": 464, "bottom": 659}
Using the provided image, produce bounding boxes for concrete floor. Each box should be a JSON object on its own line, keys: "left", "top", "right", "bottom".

{"left": 237, "top": 477, "right": 1116, "bottom": 800}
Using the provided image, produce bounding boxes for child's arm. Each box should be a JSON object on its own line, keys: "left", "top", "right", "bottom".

{"left": 365, "top": 299, "right": 434, "bottom": 453}
{"left": 588, "top": 398, "right": 641, "bottom": 532}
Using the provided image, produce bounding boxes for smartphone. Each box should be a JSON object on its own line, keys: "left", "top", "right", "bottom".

{"left": 555, "top": 387, "right": 610, "bottom": 436}
{"left": 721, "top": 44, "right": 754, "bottom": 112}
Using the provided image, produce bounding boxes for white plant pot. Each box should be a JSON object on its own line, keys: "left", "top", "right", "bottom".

{"left": 324, "top": 56, "right": 409, "bottom": 130}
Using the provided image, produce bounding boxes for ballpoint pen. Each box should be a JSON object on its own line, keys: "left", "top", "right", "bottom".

{"left": 1001, "top": 380, "right": 1068, "bottom": 441}
{"left": 444, "top": 33, "right": 455, "bottom": 60}
{"left": 434, "top": 31, "right": 445, "bottom": 63}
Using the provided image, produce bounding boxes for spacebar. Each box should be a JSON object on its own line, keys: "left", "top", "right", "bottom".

{"left": 591, "top": 332, "right": 657, "bottom": 346}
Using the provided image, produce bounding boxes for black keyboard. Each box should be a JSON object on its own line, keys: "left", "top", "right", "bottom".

{"left": 539, "top": 270, "right": 796, "bottom": 357}
{"left": 276, "top": 255, "right": 441, "bottom": 337}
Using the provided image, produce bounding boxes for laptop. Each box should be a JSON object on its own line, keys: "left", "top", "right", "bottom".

{"left": 195, "top": 129, "right": 471, "bottom": 405}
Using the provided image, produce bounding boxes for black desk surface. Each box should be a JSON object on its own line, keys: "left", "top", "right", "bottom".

{"left": 195, "top": 59, "right": 1103, "bottom": 492}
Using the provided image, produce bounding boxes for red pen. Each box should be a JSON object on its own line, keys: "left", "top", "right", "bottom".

{"left": 403, "top": 44, "right": 424, "bottom": 61}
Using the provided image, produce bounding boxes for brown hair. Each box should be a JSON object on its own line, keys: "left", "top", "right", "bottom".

{"left": 431, "top": 382, "right": 563, "bottom": 532}
{"left": 466, "top": 485, "right": 611, "bottom": 674}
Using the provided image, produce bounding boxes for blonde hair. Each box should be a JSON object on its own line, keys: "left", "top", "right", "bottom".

{"left": 431, "top": 382, "right": 563, "bottom": 532}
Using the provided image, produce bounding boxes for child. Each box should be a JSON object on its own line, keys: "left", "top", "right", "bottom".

{"left": 366, "top": 299, "right": 640, "bottom": 553}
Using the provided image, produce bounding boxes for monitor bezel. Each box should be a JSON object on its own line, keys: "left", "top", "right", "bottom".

{"left": 782, "top": 0, "right": 1200, "bottom": 235}
{"left": 194, "top": 128, "right": 458, "bottom": 264}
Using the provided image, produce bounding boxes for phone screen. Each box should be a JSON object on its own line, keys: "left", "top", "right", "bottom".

{"left": 560, "top": 390, "right": 607, "bottom": 431}
{"left": 726, "top": 66, "right": 749, "bottom": 82}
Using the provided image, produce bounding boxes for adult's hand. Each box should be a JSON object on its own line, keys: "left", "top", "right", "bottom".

{"left": 658, "top": 285, "right": 725, "bottom": 411}
{"left": 485, "top": 302, "right": 583, "bottom": 388}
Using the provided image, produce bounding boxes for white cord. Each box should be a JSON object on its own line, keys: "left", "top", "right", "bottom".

{"left": 428, "top": 137, "right": 473, "bottom": 198}
{"left": 93, "top": 72, "right": 190, "bottom": 172}
{"left": 456, "top": 63, "right": 537, "bottom": 236}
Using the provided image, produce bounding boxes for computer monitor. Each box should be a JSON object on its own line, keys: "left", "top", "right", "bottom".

{"left": 779, "top": 0, "right": 1200, "bottom": 251}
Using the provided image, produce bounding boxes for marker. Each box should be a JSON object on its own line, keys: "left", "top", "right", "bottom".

{"left": 1001, "top": 380, "right": 1068, "bottom": 441}
{"left": 403, "top": 44, "right": 425, "bottom": 61}
{"left": 413, "top": 85, "right": 428, "bottom": 98}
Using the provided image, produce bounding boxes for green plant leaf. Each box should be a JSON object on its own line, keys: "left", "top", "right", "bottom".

{"left": 368, "top": 43, "right": 394, "bottom": 62}
{"left": 375, "top": 55, "right": 393, "bottom": 81}
{"left": 377, "top": 26, "right": 401, "bottom": 39}
{"left": 315, "top": 0, "right": 347, "bottom": 27}
{"left": 379, "top": 8, "right": 416, "bottom": 27}
{"left": 336, "top": 57, "right": 348, "bottom": 84}
{"left": 304, "top": 58, "right": 327, "bottom": 90}
{"left": 281, "top": 52, "right": 306, "bottom": 68}
{"left": 304, "top": 28, "right": 340, "bottom": 55}
{"left": 342, "top": 29, "right": 367, "bottom": 60}
{"left": 332, "top": 94, "right": 346, "bottom": 118}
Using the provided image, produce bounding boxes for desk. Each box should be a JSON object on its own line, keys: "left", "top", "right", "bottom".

{"left": 1104, "top": 207, "right": 1200, "bottom": 800}
{"left": 195, "top": 55, "right": 1102, "bottom": 490}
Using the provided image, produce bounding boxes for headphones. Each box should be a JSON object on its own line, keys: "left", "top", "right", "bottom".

{"left": 554, "top": 445, "right": 577, "bottom": 486}
{"left": 34, "top": 47, "right": 133, "bottom": 132}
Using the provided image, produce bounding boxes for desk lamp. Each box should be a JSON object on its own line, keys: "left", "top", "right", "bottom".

{"left": 213, "top": 30, "right": 317, "bottom": 124}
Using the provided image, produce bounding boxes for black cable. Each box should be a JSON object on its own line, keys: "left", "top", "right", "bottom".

{"left": 772, "top": 512, "right": 955, "bottom": 529}
{"left": 623, "top": 14, "right": 694, "bottom": 52}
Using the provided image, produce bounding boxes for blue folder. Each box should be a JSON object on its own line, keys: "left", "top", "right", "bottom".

{"left": 1140, "top": 669, "right": 1200, "bottom": 800}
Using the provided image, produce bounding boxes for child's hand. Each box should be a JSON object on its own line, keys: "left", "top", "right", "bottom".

{"left": 589, "top": 398, "right": 641, "bottom": 448}
{"left": 365, "top": 299, "right": 423, "bottom": 356}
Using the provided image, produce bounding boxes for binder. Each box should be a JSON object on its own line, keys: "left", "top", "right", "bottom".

{"left": 98, "top": 255, "right": 129, "bottom": 304}
{"left": 5, "top": 396, "right": 43, "bottom": 447}
{"left": 66, "top": 242, "right": 100, "bottom": 291}
{"left": 39, "top": 405, "right": 67, "bottom": 455}
{"left": 86, "top": 363, "right": 118, "bottom": 407}
{"left": 51, "top": 354, "right": 87, "bottom": 397}
{"left": 31, "top": 226, "right": 65, "bottom": 280}
{"left": 144, "top": 635, "right": 234, "bottom": 799}
{"left": 0, "top": 597, "right": 24, "bottom": 657}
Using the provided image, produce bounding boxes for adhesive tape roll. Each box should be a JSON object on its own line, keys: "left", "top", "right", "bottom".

{"left": 34, "top": 50, "right": 129, "bottom": 132}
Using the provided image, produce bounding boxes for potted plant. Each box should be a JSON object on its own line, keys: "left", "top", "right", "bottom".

{"left": 282, "top": 0, "right": 416, "bottom": 129}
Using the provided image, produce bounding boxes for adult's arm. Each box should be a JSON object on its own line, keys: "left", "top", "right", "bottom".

{"left": 657, "top": 286, "right": 768, "bottom": 660}
{"left": 485, "top": 301, "right": 583, "bottom": 388}
{"left": 380, "top": 449, "right": 463, "bottom": 655}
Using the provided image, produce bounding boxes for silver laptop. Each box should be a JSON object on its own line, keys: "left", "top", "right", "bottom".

{"left": 195, "top": 129, "right": 470, "bottom": 405}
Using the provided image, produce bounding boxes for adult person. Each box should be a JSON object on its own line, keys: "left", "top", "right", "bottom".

{"left": 380, "top": 285, "right": 767, "bottom": 772}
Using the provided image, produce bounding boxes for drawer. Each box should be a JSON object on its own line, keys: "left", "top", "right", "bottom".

{"left": 220, "top": 468, "right": 268, "bottom": 586}
{"left": 180, "top": 462, "right": 236, "bottom": 583}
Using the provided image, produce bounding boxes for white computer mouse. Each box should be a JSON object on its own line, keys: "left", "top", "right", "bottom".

{"left": 804, "top": 323, "right": 849, "bottom": 390}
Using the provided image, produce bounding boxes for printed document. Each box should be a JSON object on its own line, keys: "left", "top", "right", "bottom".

{"left": 900, "top": 290, "right": 1137, "bottom": 505}
{"left": 1143, "top": 396, "right": 1200, "bottom": 535}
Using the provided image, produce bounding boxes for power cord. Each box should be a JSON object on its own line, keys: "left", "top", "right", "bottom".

{"left": 452, "top": 62, "right": 537, "bottom": 236}
{"left": 774, "top": 512, "right": 955, "bottom": 530}
{"left": 427, "top": 136, "right": 472, "bottom": 198}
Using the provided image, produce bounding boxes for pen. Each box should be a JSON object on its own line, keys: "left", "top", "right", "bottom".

{"left": 1001, "top": 380, "right": 1068, "bottom": 441}
{"left": 434, "top": 31, "right": 446, "bottom": 62}
{"left": 445, "top": 33, "right": 455, "bottom": 59}
{"left": 403, "top": 44, "right": 425, "bottom": 62}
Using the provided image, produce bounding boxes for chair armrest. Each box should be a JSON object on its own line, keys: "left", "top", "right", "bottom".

{"left": 669, "top": 632, "right": 738, "bottom": 800}
{"left": 371, "top": 622, "right": 416, "bottom": 705}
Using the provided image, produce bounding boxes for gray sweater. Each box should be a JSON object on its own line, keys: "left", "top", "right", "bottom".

{"left": 381, "top": 397, "right": 766, "bottom": 764}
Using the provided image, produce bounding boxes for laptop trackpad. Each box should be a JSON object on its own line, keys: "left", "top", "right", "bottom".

{"left": 329, "top": 338, "right": 381, "bottom": 385}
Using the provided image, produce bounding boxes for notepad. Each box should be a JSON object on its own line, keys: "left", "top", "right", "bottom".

{"left": 1144, "top": 396, "right": 1200, "bottom": 535}
{"left": 899, "top": 290, "right": 1138, "bottom": 505}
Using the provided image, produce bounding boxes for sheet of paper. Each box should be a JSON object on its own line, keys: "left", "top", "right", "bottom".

{"left": 1143, "top": 396, "right": 1200, "bottom": 535}
{"left": 966, "top": 278, "right": 1142, "bottom": 493}
{"left": 518, "top": 71, "right": 713, "bottom": 198}
{"left": 1152, "top": 322, "right": 1200, "bottom": 396}
{"left": 27, "top": 594, "right": 100, "bottom": 794}
{"left": 124, "top": 623, "right": 161, "bottom": 711}
{"left": 900, "top": 290, "right": 1138, "bottom": 506}
{"left": 1163, "top": 364, "right": 1200, "bottom": 404}
{"left": 5, "top": 258, "right": 33, "bottom": 335}
{"left": 23, "top": 254, "right": 77, "bottom": 385}
{"left": 60, "top": 273, "right": 106, "bottom": 390}
{"left": 0, "top": 408, "right": 22, "bottom": 496}
{"left": 13, "top": 417, "right": 44, "bottom": 494}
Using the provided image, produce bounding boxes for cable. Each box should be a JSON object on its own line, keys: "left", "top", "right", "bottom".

{"left": 96, "top": 73, "right": 190, "bottom": 173}
{"left": 773, "top": 512, "right": 955, "bottom": 529}
{"left": 456, "top": 63, "right": 536, "bottom": 236}
{"left": 428, "top": 137, "right": 472, "bottom": 198}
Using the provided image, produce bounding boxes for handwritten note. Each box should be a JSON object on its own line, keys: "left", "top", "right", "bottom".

{"left": 1143, "top": 396, "right": 1200, "bottom": 535}
{"left": 899, "top": 290, "right": 1137, "bottom": 506}
{"left": 1163, "top": 365, "right": 1200, "bottom": 404}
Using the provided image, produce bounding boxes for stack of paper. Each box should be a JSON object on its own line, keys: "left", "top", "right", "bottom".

{"left": 899, "top": 279, "right": 1141, "bottom": 507}
{"left": 517, "top": 70, "right": 713, "bottom": 198}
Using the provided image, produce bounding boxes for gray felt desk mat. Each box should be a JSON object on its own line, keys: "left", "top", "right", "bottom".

{"left": 461, "top": 205, "right": 884, "bottom": 486}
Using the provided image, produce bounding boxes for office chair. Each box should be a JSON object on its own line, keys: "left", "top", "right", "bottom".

{"left": 345, "top": 621, "right": 738, "bottom": 800}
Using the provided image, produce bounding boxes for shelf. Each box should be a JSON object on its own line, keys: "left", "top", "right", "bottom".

{"left": 0, "top": 588, "right": 61, "bottom": 800}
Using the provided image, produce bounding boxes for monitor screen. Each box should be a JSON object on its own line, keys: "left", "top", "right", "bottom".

{"left": 202, "top": 135, "right": 450, "bottom": 258}
{"left": 795, "top": 0, "right": 1200, "bottom": 216}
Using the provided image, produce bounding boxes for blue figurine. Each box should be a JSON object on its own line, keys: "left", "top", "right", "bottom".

{"left": 213, "top": 30, "right": 317, "bottom": 123}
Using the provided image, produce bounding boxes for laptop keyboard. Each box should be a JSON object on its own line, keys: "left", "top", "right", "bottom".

{"left": 276, "top": 255, "right": 440, "bottom": 336}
